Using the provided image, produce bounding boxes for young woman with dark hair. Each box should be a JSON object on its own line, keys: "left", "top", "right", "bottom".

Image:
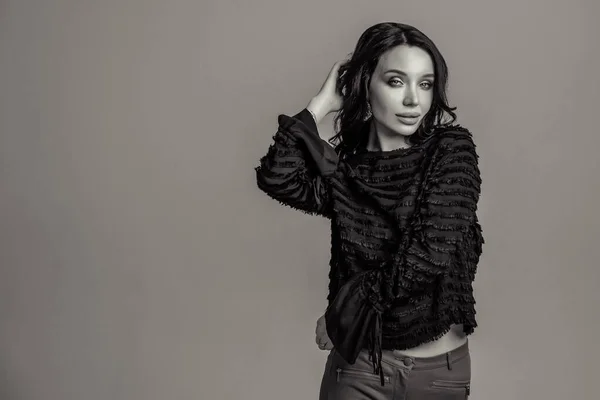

{"left": 255, "top": 22, "right": 484, "bottom": 400}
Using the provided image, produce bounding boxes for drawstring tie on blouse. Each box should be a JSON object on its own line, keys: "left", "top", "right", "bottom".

{"left": 368, "top": 311, "right": 385, "bottom": 386}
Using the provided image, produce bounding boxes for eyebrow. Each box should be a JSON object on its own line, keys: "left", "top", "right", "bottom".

{"left": 384, "top": 69, "right": 435, "bottom": 78}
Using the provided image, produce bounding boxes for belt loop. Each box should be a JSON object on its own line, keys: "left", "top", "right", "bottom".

{"left": 446, "top": 351, "right": 452, "bottom": 370}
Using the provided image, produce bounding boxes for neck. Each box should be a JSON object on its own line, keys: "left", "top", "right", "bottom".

{"left": 366, "top": 119, "right": 412, "bottom": 152}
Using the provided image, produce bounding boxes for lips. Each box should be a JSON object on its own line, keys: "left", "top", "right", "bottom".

{"left": 397, "top": 115, "right": 419, "bottom": 125}
{"left": 396, "top": 113, "right": 420, "bottom": 118}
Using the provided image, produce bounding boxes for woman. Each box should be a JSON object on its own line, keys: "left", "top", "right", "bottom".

{"left": 255, "top": 22, "right": 484, "bottom": 399}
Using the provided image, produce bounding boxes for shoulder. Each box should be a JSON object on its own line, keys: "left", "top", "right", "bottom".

{"left": 434, "top": 125, "right": 476, "bottom": 149}
{"left": 426, "top": 125, "right": 482, "bottom": 185}
{"left": 428, "top": 125, "right": 479, "bottom": 163}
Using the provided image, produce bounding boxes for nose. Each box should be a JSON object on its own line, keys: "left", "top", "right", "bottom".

{"left": 403, "top": 87, "right": 419, "bottom": 107}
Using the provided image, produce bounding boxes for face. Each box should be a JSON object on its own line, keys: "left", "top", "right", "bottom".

{"left": 366, "top": 44, "right": 435, "bottom": 138}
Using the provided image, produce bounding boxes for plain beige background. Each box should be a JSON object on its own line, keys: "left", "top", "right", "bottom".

{"left": 1, "top": 1, "right": 599, "bottom": 399}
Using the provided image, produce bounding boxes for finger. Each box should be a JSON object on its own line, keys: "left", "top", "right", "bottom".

{"left": 332, "top": 62, "right": 343, "bottom": 73}
{"left": 331, "top": 60, "right": 345, "bottom": 73}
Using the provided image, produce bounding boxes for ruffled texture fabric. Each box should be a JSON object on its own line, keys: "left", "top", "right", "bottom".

{"left": 255, "top": 109, "right": 484, "bottom": 388}
{"left": 326, "top": 129, "right": 483, "bottom": 385}
{"left": 356, "top": 129, "right": 483, "bottom": 302}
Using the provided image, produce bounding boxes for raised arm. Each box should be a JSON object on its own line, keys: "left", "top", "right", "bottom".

{"left": 254, "top": 107, "right": 339, "bottom": 218}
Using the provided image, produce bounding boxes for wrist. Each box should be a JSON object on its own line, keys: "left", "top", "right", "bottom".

{"left": 307, "top": 96, "right": 331, "bottom": 124}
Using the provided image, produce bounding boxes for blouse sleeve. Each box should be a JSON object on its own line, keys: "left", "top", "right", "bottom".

{"left": 255, "top": 108, "right": 339, "bottom": 218}
{"left": 324, "top": 129, "right": 483, "bottom": 385}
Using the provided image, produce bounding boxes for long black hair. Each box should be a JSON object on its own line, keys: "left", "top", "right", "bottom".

{"left": 329, "top": 22, "right": 458, "bottom": 158}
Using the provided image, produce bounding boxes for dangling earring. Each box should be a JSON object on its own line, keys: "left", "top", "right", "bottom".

{"left": 363, "top": 101, "right": 372, "bottom": 121}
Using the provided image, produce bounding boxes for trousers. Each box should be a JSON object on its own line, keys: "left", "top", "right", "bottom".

{"left": 319, "top": 339, "right": 471, "bottom": 400}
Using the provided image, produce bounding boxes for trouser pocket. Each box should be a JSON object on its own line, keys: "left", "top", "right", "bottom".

{"left": 430, "top": 379, "right": 470, "bottom": 398}
{"left": 335, "top": 367, "right": 391, "bottom": 384}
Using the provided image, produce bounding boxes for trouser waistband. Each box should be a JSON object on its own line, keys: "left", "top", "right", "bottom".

{"left": 383, "top": 339, "right": 469, "bottom": 370}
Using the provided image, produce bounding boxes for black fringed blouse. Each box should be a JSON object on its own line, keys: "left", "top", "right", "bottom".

{"left": 254, "top": 108, "right": 484, "bottom": 386}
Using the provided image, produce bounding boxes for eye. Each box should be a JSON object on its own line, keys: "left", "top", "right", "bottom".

{"left": 388, "top": 79, "right": 434, "bottom": 89}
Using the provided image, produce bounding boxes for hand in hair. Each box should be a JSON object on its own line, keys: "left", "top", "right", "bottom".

{"left": 307, "top": 60, "right": 347, "bottom": 123}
